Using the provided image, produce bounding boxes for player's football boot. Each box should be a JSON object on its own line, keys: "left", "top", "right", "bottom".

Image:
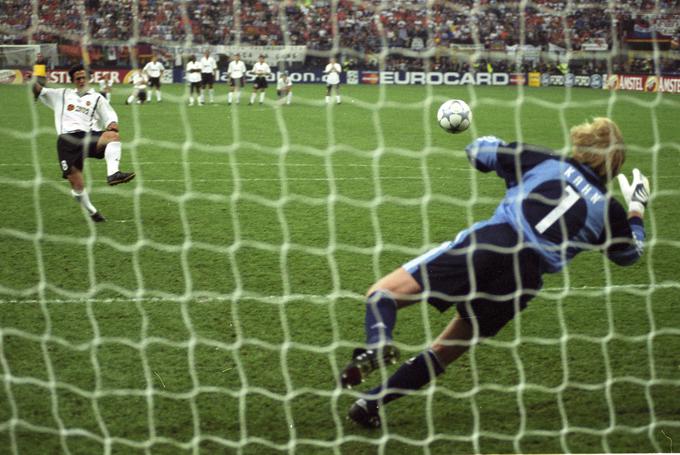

{"left": 348, "top": 399, "right": 381, "bottom": 429}
{"left": 90, "top": 212, "right": 106, "bottom": 222}
{"left": 107, "top": 171, "right": 136, "bottom": 186}
{"left": 340, "top": 345, "right": 400, "bottom": 388}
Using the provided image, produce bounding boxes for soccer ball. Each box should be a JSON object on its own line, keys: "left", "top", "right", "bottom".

{"left": 437, "top": 99, "right": 472, "bottom": 134}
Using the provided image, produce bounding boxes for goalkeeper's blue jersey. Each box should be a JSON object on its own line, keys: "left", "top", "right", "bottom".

{"left": 465, "top": 137, "right": 645, "bottom": 273}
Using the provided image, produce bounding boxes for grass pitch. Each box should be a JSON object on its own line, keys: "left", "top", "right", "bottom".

{"left": 0, "top": 82, "right": 679, "bottom": 454}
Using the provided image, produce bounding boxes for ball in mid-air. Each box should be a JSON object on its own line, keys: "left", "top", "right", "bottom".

{"left": 437, "top": 99, "right": 472, "bottom": 133}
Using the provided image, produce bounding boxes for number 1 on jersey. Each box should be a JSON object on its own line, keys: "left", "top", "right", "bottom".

{"left": 535, "top": 185, "right": 581, "bottom": 234}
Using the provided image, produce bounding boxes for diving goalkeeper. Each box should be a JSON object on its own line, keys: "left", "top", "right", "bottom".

{"left": 340, "top": 118, "right": 650, "bottom": 428}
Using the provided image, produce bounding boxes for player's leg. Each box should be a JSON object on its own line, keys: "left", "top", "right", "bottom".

{"left": 126, "top": 88, "right": 137, "bottom": 105}
{"left": 156, "top": 80, "right": 162, "bottom": 102}
{"left": 340, "top": 267, "right": 421, "bottom": 389}
{"left": 67, "top": 168, "right": 104, "bottom": 221}
{"left": 208, "top": 81, "right": 214, "bottom": 103}
{"left": 236, "top": 79, "right": 243, "bottom": 103}
{"left": 199, "top": 77, "right": 206, "bottom": 103}
{"left": 249, "top": 88, "right": 257, "bottom": 105}
{"left": 335, "top": 84, "right": 341, "bottom": 104}
{"left": 348, "top": 316, "right": 469, "bottom": 429}
{"left": 286, "top": 88, "right": 292, "bottom": 105}
{"left": 94, "top": 131, "right": 135, "bottom": 185}
{"left": 58, "top": 136, "right": 103, "bottom": 221}
{"left": 325, "top": 85, "right": 331, "bottom": 104}
{"left": 259, "top": 81, "right": 266, "bottom": 104}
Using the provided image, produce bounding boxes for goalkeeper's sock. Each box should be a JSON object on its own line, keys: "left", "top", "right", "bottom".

{"left": 259, "top": 92, "right": 265, "bottom": 103}
{"left": 366, "top": 349, "right": 445, "bottom": 407}
{"left": 71, "top": 189, "right": 97, "bottom": 215}
{"left": 104, "top": 141, "right": 121, "bottom": 176}
{"left": 286, "top": 91, "right": 292, "bottom": 105}
{"left": 365, "top": 291, "right": 397, "bottom": 346}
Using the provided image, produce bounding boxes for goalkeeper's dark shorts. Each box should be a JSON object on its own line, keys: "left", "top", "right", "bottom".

{"left": 56, "top": 131, "right": 104, "bottom": 179}
{"left": 404, "top": 222, "right": 543, "bottom": 338}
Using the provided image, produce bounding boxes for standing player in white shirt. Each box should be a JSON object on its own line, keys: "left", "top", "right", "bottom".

{"left": 126, "top": 69, "right": 148, "bottom": 105}
{"left": 98, "top": 73, "right": 113, "bottom": 101}
{"left": 32, "top": 64, "right": 135, "bottom": 222}
{"left": 276, "top": 71, "right": 293, "bottom": 105}
{"left": 227, "top": 53, "right": 247, "bottom": 105}
{"left": 143, "top": 55, "right": 165, "bottom": 103}
{"left": 249, "top": 55, "right": 271, "bottom": 105}
{"left": 186, "top": 55, "right": 203, "bottom": 106}
{"left": 324, "top": 57, "right": 342, "bottom": 104}
{"left": 199, "top": 51, "right": 218, "bottom": 104}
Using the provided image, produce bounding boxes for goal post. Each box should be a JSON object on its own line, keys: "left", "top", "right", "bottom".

{"left": 0, "top": 1, "right": 679, "bottom": 454}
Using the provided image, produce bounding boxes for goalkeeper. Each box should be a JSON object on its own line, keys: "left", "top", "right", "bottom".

{"left": 341, "top": 118, "right": 650, "bottom": 428}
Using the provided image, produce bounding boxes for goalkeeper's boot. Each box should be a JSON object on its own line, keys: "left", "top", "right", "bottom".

{"left": 107, "top": 171, "right": 136, "bottom": 186}
{"left": 340, "top": 345, "right": 400, "bottom": 388}
{"left": 90, "top": 212, "right": 106, "bottom": 222}
{"left": 348, "top": 399, "right": 381, "bottom": 429}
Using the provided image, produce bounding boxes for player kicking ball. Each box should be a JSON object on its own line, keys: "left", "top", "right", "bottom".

{"left": 33, "top": 64, "right": 135, "bottom": 222}
{"left": 340, "top": 118, "right": 650, "bottom": 428}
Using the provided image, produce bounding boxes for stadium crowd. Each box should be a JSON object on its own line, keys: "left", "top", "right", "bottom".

{"left": 1, "top": 0, "right": 678, "bottom": 73}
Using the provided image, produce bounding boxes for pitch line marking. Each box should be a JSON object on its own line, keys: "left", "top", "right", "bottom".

{"left": 0, "top": 283, "right": 676, "bottom": 305}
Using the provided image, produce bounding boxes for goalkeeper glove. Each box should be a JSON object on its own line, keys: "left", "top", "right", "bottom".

{"left": 617, "top": 168, "right": 650, "bottom": 216}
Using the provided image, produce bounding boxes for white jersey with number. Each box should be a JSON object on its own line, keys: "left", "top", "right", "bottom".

{"left": 38, "top": 87, "right": 118, "bottom": 134}
{"left": 143, "top": 61, "right": 164, "bottom": 78}
{"left": 228, "top": 60, "right": 247, "bottom": 79}
{"left": 200, "top": 56, "right": 217, "bottom": 74}
{"left": 252, "top": 62, "right": 271, "bottom": 77}
{"left": 99, "top": 79, "right": 113, "bottom": 91}
{"left": 277, "top": 77, "right": 292, "bottom": 90}
{"left": 324, "top": 62, "right": 342, "bottom": 85}
{"left": 130, "top": 71, "right": 148, "bottom": 89}
{"left": 186, "top": 61, "right": 202, "bottom": 83}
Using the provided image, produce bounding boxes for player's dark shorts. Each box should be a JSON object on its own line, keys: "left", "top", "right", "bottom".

{"left": 190, "top": 81, "right": 201, "bottom": 92}
{"left": 253, "top": 76, "right": 268, "bottom": 90}
{"left": 405, "top": 222, "right": 544, "bottom": 338}
{"left": 230, "top": 77, "right": 244, "bottom": 88}
{"left": 201, "top": 73, "right": 214, "bottom": 85}
{"left": 149, "top": 77, "right": 161, "bottom": 88}
{"left": 56, "top": 131, "right": 104, "bottom": 179}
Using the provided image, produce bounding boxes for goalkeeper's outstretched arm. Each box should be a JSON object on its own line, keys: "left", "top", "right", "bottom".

{"left": 604, "top": 169, "right": 650, "bottom": 266}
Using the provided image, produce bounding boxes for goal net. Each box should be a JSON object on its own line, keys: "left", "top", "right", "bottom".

{"left": 0, "top": 0, "right": 679, "bottom": 454}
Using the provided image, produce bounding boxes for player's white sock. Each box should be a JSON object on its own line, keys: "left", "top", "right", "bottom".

{"left": 71, "top": 189, "right": 97, "bottom": 215}
{"left": 336, "top": 95, "right": 341, "bottom": 104}
{"left": 199, "top": 90, "right": 204, "bottom": 103}
{"left": 104, "top": 141, "right": 121, "bottom": 176}
{"left": 236, "top": 92, "right": 241, "bottom": 103}
{"left": 157, "top": 91, "right": 162, "bottom": 102}
{"left": 127, "top": 95, "right": 135, "bottom": 104}
{"left": 325, "top": 95, "right": 330, "bottom": 104}
{"left": 250, "top": 93, "right": 256, "bottom": 104}
{"left": 209, "top": 89, "right": 214, "bottom": 102}
{"left": 228, "top": 92, "right": 232, "bottom": 103}
{"left": 286, "top": 92, "right": 292, "bottom": 105}
{"left": 259, "top": 92, "right": 265, "bottom": 103}
{"left": 189, "top": 95, "right": 194, "bottom": 106}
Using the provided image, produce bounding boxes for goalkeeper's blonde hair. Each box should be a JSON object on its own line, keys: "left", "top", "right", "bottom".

{"left": 570, "top": 117, "right": 625, "bottom": 182}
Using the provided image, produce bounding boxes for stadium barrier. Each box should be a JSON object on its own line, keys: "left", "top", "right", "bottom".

{"left": 3, "top": 66, "right": 679, "bottom": 93}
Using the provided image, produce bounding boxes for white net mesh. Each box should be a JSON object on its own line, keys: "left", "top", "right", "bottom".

{"left": 1, "top": 0, "right": 679, "bottom": 454}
